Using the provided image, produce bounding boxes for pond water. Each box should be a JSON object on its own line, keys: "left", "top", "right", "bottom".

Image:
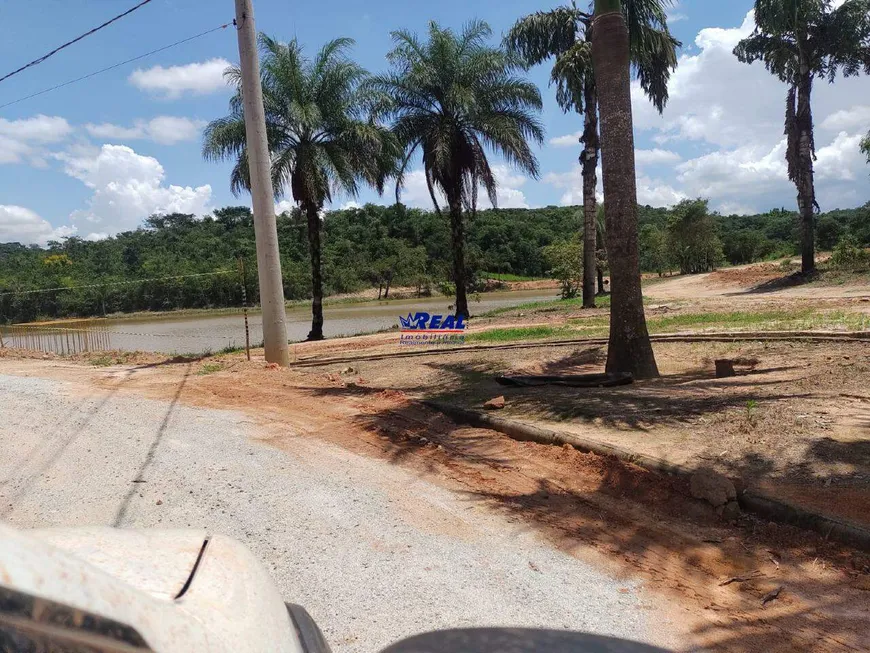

{"left": 54, "top": 289, "right": 558, "bottom": 354}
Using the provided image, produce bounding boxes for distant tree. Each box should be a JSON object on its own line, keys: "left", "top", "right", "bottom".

{"left": 735, "top": 0, "right": 870, "bottom": 274}
{"left": 543, "top": 239, "right": 584, "bottom": 299}
{"left": 591, "top": 0, "right": 659, "bottom": 379}
{"left": 666, "top": 199, "right": 725, "bottom": 274}
{"left": 370, "top": 20, "right": 544, "bottom": 319}
{"left": 203, "top": 35, "right": 399, "bottom": 340}
{"left": 862, "top": 131, "right": 870, "bottom": 166}
{"left": 213, "top": 206, "right": 253, "bottom": 229}
{"left": 722, "top": 229, "right": 775, "bottom": 265}
{"left": 506, "top": 0, "right": 678, "bottom": 309}
{"left": 830, "top": 234, "right": 870, "bottom": 270}
{"left": 145, "top": 213, "right": 196, "bottom": 231}
{"left": 639, "top": 223, "right": 671, "bottom": 275}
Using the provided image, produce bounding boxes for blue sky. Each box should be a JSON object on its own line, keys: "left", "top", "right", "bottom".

{"left": 0, "top": 0, "right": 867, "bottom": 243}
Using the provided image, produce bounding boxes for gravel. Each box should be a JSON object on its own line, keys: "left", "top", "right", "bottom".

{"left": 0, "top": 373, "right": 681, "bottom": 651}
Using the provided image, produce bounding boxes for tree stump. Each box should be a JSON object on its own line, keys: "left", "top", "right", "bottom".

{"left": 715, "top": 359, "right": 736, "bottom": 378}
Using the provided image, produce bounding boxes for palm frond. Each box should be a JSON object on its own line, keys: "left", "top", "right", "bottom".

{"left": 202, "top": 33, "right": 399, "bottom": 210}
{"left": 550, "top": 41, "right": 593, "bottom": 114}
{"left": 504, "top": 6, "right": 587, "bottom": 66}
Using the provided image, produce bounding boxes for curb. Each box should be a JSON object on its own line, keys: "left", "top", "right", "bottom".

{"left": 424, "top": 400, "right": 870, "bottom": 552}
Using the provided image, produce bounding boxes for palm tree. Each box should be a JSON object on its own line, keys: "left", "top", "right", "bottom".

{"left": 203, "top": 36, "right": 398, "bottom": 341}
{"left": 735, "top": 0, "right": 870, "bottom": 274}
{"left": 370, "top": 21, "right": 545, "bottom": 319}
{"left": 506, "top": 1, "right": 679, "bottom": 309}
{"left": 862, "top": 131, "right": 870, "bottom": 167}
{"left": 591, "top": 0, "right": 659, "bottom": 379}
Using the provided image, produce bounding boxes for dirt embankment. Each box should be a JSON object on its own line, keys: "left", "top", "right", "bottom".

{"left": 645, "top": 261, "right": 870, "bottom": 301}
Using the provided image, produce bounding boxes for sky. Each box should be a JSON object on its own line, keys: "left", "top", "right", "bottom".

{"left": 0, "top": 0, "right": 867, "bottom": 244}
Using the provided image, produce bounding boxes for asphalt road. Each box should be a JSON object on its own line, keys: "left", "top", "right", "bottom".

{"left": 0, "top": 372, "right": 681, "bottom": 652}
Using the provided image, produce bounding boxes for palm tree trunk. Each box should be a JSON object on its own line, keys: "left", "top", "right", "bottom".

{"left": 592, "top": 0, "right": 659, "bottom": 379}
{"left": 305, "top": 203, "right": 324, "bottom": 341}
{"left": 448, "top": 195, "right": 470, "bottom": 320}
{"left": 795, "top": 53, "right": 816, "bottom": 275}
{"left": 581, "top": 76, "right": 599, "bottom": 309}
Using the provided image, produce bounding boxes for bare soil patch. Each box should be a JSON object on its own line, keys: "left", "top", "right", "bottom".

{"left": 338, "top": 340, "right": 870, "bottom": 526}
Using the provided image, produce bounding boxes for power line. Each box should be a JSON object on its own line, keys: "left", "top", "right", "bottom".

{"left": 0, "top": 22, "right": 232, "bottom": 111}
{"left": 0, "top": 270, "right": 235, "bottom": 298}
{"left": 0, "top": 0, "right": 156, "bottom": 85}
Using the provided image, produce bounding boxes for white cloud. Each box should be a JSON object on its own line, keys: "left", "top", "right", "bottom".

{"left": 398, "top": 165, "right": 531, "bottom": 209}
{"left": 0, "top": 115, "right": 71, "bottom": 166}
{"left": 57, "top": 144, "right": 212, "bottom": 236}
{"left": 0, "top": 205, "right": 75, "bottom": 245}
{"left": 340, "top": 200, "right": 362, "bottom": 210}
{"left": 820, "top": 106, "right": 870, "bottom": 132}
{"left": 815, "top": 132, "right": 866, "bottom": 182}
{"left": 628, "top": 8, "right": 870, "bottom": 213}
{"left": 631, "top": 11, "right": 785, "bottom": 148}
{"left": 129, "top": 58, "right": 232, "bottom": 98}
{"left": 543, "top": 165, "right": 603, "bottom": 205}
{"left": 549, "top": 131, "right": 582, "bottom": 148}
{"left": 667, "top": 1, "right": 688, "bottom": 23}
{"left": 275, "top": 199, "right": 295, "bottom": 214}
{"left": 85, "top": 116, "right": 207, "bottom": 145}
{"left": 543, "top": 166, "right": 582, "bottom": 205}
{"left": 636, "top": 176, "right": 687, "bottom": 206}
{"left": 544, "top": 163, "right": 686, "bottom": 208}
{"left": 635, "top": 148, "right": 682, "bottom": 166}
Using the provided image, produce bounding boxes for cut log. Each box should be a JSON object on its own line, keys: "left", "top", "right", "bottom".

{"left": 495, "top": 373, "right": 633, "bottom": 388}
{"left": 715, "top": 359, "right": 736, "bottom": 378}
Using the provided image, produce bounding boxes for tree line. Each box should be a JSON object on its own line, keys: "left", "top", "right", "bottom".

{"left": 2, "top": 199, "right": 866, "bottom": 324}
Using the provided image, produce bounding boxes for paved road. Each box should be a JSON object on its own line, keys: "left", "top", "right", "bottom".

{"left": 0, "top": 372, "right": 680, "bottom": 652}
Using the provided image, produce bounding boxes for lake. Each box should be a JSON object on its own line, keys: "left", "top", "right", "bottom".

{"left": 31, "top": 289, "right": 558, "bottom": 355}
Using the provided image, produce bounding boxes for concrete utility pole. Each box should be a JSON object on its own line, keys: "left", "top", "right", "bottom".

{"left": 234, "top": 0, "right": 290, "bottom": 366}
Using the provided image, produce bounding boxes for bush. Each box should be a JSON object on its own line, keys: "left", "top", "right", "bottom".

{"left": 829, "top": 235, "right": 870, "bottom": 270}
{"left": 436, "top": 280, "right": 456, "bottom": 296}
{"left": 542, "top": 239, "right": 583, "bottom": 299}
{"left": 666, "top": 199, "right": 725, "bottom": 274}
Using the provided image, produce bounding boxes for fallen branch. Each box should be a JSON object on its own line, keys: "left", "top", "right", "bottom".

{"left": 762, "top": 585, "right": 783, "bottom": 605}
{"left": 495, "top": 373, "right": 633, "bottom": 388}
{"left": 719, "top": 569, "right": 764, "bottom": 586}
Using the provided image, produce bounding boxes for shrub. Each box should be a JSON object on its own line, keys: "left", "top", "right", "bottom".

{"left": 542, "top": 239, "right": 583, "bottom": 299}
{"left": 829, "top": 235, "right": 870, "bottom": 270}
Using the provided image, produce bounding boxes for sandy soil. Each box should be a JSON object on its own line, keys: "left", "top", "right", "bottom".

{"left": 1, "top": 352, "right": 869, "bottom": 652}
{"left": 334, "top": 340, "right": 870, "bottom": 524}
{"left": 645, "top": 265, "right": 870, "bottom": 301}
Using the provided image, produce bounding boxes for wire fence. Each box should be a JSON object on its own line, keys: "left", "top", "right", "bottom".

{"left": 0, "top": 265, "right": 254, "bottom": 357}
{"left": 3, "top": 322, "right": 112, "bottom": 355}
{"left": 0, "top": 319, "right": 255, "bottom": 357}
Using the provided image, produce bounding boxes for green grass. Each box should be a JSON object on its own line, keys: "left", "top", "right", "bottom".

{"left": 480, "top": 294, "right": 612, "bottom": 318}
{"left": 644, "top": 309, "right": 868, "bottom": 333}
{"left": 467, "top": 308, "right": 869, "bottom": 345}
{"left": 197, "top": 362, "right": 224, "bottom": 375}
{"left": 481, "top": 272, "right": 546, "bottom": 282}
{"left": 466, "top": 325, "right": 569, "bottom": 343}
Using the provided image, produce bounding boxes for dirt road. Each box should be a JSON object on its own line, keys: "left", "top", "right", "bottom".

{"left": 644, "top": 266, "right": 870, "bottom": 301}
{"left": 0, "top": 368, "right": 681, "bottom": 652}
